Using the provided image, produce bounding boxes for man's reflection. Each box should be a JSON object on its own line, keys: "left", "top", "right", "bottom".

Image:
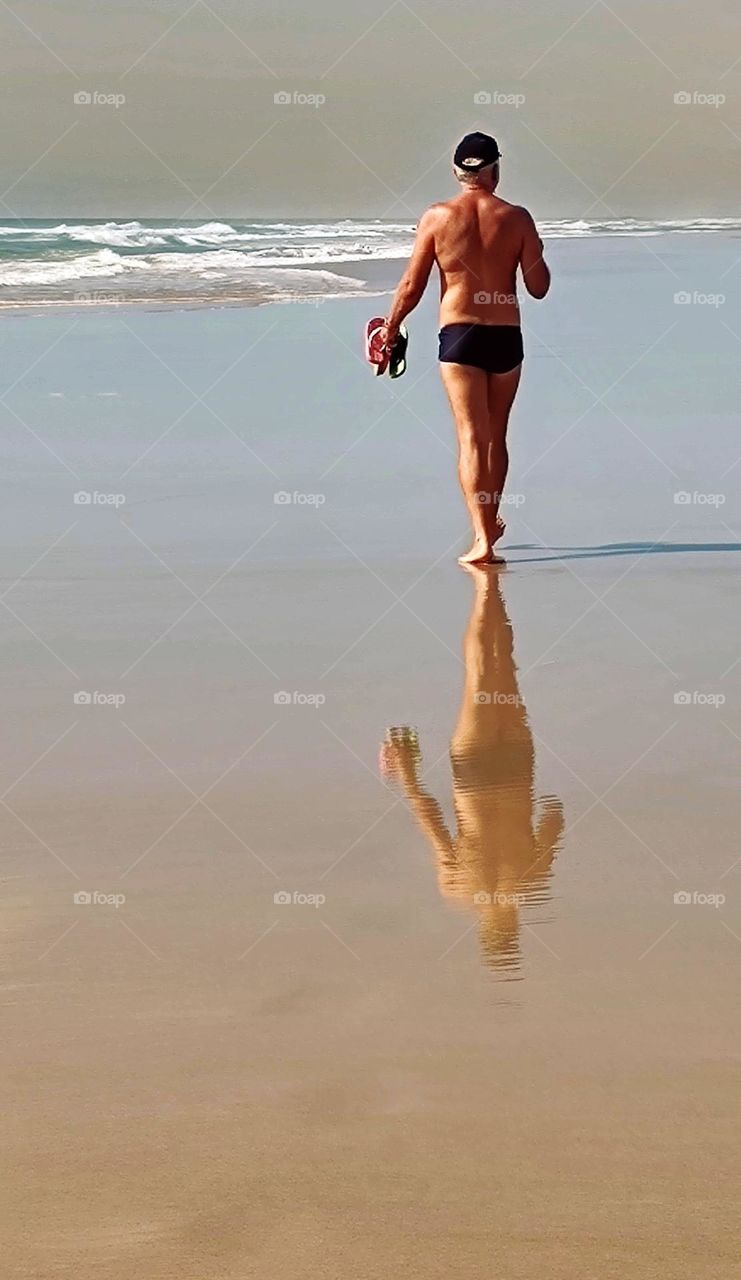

{"left": 381, "top": 567, "right": 563, "bottom": 974}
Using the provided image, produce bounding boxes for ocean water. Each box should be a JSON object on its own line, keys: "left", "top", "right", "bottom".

{"left": 1, "top": 217, "right": 741, "bottom": 309}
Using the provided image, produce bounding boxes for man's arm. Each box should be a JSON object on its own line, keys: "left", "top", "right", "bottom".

{"left": 382, "top": 208, "right": 437, "bottom": 344}
{"left": 519, "top": 209, "right": 550, "bottom": 299}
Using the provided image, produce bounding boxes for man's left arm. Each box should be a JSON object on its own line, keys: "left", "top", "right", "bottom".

{"left": 382, "top": 209, "right": 437, "bottom": 345}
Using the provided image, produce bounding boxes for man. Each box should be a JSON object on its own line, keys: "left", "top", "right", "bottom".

{"left": 381, "top": 131, "right": 550, "bottom": 565}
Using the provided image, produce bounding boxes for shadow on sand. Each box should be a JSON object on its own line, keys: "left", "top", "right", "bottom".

{"left": 503, "top": 540, "right": 741, "bottom": 565}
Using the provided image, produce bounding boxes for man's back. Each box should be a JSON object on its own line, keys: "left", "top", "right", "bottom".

{"left": 428, "top": 190, "right": 542, "bottom": 326}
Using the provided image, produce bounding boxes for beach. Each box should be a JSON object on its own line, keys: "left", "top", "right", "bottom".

{"left": 2, "top": 229, "right": 741, "bottom": 1277}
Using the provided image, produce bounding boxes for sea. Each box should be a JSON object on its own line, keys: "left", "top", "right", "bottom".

{"left": 0, "top": 217, "right": 740, "bottom": 309}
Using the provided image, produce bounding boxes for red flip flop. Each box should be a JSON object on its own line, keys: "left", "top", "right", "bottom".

{"left": 365, "top": 316, "right": 390, "bottom": 376}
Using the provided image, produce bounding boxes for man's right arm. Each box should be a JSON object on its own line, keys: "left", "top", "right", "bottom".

{"left": 518, "top": 209, "right": 550, "bottom": 299}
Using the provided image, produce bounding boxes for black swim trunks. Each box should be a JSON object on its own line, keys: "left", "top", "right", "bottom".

{"left": 438, "top": 323, "right": 524, "bottom": 374}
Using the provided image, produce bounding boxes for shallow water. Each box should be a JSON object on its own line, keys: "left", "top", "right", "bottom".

{"left": 1, "top": 234, "right": 741, "bottom": 1277}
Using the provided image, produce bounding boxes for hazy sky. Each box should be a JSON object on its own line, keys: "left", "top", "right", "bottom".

{"left": 1, "top": 0, "right": 739, "bottom": 219}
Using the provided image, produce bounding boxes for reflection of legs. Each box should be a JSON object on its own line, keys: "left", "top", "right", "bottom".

{"left": 485, "top": 366, "right": 521, "bottom": 542}
{"left": 440, "top": 362, "right": 499, "bottom": 565}
{"left": 453, "top": 566, "right": 514, "bottom": 750}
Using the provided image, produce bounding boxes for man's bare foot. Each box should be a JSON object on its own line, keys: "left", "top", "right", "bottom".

{"left": 458, "top": 535, "right": 492, "bottom": 566}
{"left": 458, "top": 518, "right": 507, "bottom": 566}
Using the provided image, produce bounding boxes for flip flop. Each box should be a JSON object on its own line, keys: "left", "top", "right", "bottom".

{"left": 365, "top": 316, "right": 390, "bottom": 376}
{"left": 388, "top": 323, "right": 408, "bottom": 379}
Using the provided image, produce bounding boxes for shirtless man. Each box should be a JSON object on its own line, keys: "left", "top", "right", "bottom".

{"left": 381, "top": 132, "right": 550, "bottom": 565}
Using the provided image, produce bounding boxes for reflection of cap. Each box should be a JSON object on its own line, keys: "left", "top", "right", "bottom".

{"left": 453, "top": 131, "right": 501, "bottom": 172}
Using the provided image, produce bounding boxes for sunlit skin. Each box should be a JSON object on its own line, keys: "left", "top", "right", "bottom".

{"left": 382, "top": 162, "right": 550, "bottom": 565}
{"left": 380, "top": 567, "right": 564, "bottom": 973}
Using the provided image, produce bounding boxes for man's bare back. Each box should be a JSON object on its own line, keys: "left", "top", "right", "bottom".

{"left": 381, "top": 131, "right": 550, "bottom": 565}
{"left": 429, "top": 190, "right": 548, "bottom": 327}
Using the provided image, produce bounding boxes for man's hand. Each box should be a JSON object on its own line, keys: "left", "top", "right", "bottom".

{"left": 379, "top": 321, "right": 399, "bottom": 350}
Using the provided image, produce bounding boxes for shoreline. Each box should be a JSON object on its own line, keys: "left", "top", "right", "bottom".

{"left": 1, "top": 224, "right": 740, "bottom": 315}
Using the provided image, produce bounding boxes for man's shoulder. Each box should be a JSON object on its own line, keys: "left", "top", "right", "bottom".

{"left": 504, "top": 201, "right": 537, "bottom": 229}
{"left": 417, "top": 200, "right": 454, "bottom": 224}
{"left": 493, "top": 198, "right": 533, "bottom": 223}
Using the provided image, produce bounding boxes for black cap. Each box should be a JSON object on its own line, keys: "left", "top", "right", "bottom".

{"left": 453, "top": 131, "right": 501, "bottom": 172}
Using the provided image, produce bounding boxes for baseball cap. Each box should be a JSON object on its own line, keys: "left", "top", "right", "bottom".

{"left": 453, "top": 131, "right": 501, "bottom": 172}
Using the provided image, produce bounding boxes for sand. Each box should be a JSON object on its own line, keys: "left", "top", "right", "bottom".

{"left": 1, "top": 233, "right": 741, "bottom": 1277}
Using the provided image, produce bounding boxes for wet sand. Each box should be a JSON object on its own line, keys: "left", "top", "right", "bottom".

{"left": 2, "top": 235, "right": 741, "bottom": 1277}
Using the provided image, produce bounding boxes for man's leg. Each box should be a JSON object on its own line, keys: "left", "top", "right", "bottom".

{"left": 486, "top": 366, "right": 522, "bottom": 547}
{"left": 439, "top": 362, "right": 499, "bottom": 565}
